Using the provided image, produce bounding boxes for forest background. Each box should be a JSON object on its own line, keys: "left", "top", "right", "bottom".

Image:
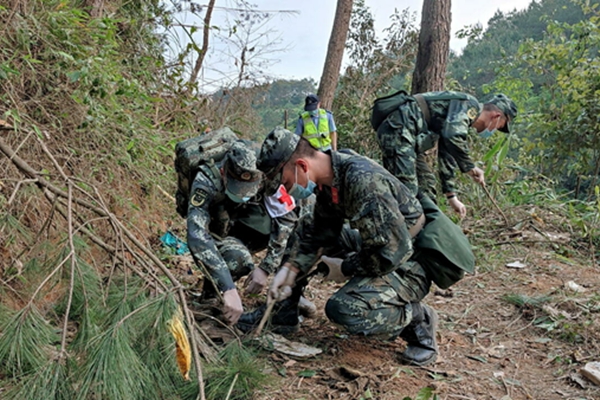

{"left": 0, "top": 0, "right": 599, "bottom": 399}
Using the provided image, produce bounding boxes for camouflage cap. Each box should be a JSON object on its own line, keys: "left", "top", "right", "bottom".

{"left": 258, "top": 127, "right": 300, "bottom": 195}
{"left": 482, "top": 93, "right": 518, "bottom": 133}
{"left": 223, "top": 141, "right": 262, "bottom": 199}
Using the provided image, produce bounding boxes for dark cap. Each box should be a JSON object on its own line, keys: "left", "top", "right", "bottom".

{"left": 483, "top": 93, "right": 517, "bottom": 133}
{"left": 223, "top": 141, "right": 262, "bottom": 199}
{"left": 304, "top": 94, "right": 320, "bottom": 112}
{"left": 258, "top": 127, "right": 300, "bottom": 195}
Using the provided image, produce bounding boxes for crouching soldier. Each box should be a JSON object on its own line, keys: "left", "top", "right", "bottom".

{"left": 187, "top": 141, "right": 314, "bottom": 326}
{"left": 237, "top": 129, "right": 474, "bottom": 366}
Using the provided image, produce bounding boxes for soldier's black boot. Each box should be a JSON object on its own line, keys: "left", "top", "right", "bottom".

{"left": 236, "top": 298, "right": 300, "bottom": 334}
{"left": 398, "top": 303, "right": 438, "bottom": 366}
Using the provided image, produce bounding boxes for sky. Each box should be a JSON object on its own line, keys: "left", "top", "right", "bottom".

{"left": 175, "top": 0, "right": 534, "bottom": 88}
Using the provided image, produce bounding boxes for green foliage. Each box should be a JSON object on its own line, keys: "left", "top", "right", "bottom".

{"left": 203, "top": 341, "right": 269, "bottom": 400}
{"left": 490, "top": 1, "right": 600, "bottom": 198}
{"left": 254, "top": 78, "right": 317, "bottom": 130}
{"left": 449, "top": 0, "right": 591, "bottom": 97}
{"left": 334, "top": 0, "right": 418, "bottom": 159}
{"left": 5, "top": 360, "right": 70, "bottom": 400}
{"left": 502, "top": 293, "right": 553, "bottom": 308}
{"left": 0, "top": 306, "right": 58, "bottom": 376}
{"left": 401, "top": 387, "right": 439, "bottom": 400}
{"left": 76, "top": 324, "right": 153, "bottom": 400}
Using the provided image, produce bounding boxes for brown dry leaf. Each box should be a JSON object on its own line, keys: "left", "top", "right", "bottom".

{"left": 168, "top": 309, "right": 192, "bottom": 380}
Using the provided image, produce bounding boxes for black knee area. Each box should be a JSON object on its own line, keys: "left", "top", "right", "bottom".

{"left": 324, "top": 296, "right": 350, "bottom": 326}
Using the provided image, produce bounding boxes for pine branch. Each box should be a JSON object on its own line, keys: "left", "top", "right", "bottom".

{"left": 0, "top": 306, "right": 57, "bottom": 375}
{"left": 1, "top": 126, "right": 214, "bottom": 397}
{"left": 4, "top": 359, "right": 70, "bottom": 400}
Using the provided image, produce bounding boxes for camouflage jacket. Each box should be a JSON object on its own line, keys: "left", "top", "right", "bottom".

{"left": 187, "top": 163, "right": 296, "bottom": 292}
{"left": 421, "top": 91, "right": 482, "bottom": 194}
{"left": 290, "top": 151, "right": 423, "bottom": 276}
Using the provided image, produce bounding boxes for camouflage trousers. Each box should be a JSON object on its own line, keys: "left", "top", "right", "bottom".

{"left": 325, "top": 260, "right": 431, "bottom": 339}
{"left": 376, "top": 100, "right": 438, "bottom": 200}
{"left": 217, "top": 236, "right": 254, "bottom": 281}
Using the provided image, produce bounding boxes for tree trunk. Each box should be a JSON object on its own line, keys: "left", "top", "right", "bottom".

{"left": 189, "top": 0, "right": 216, "bottom": 86}
{"left": 317, "top": 0, "right": 353, "bottom": 110}
{"left": 411, "top": 0, "right": 451, "bottom": 94}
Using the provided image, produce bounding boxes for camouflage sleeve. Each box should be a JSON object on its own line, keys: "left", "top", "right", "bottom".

{"left": 440, "top": 99, "right": 476, "bottom": 173}
{"left": 187, "top": 173, "right": 235, "bottom": 292}
{"left": 344, "top": 173, "right": 414, "bottom": 277}
{"left": 437, "top": 141, "right": 459, "bottom": 194}
{"left": 257, "top": 210, "right": 297, "bottom": 274}
{"left": 290, "top": 193, "right": 343, "bottom": 274}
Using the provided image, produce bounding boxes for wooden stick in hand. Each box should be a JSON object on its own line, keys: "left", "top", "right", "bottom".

{"left": 254, "top": 298, "right": 276, "bottom": 337}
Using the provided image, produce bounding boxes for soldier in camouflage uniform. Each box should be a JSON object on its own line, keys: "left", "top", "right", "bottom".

{"left": 373, "top": 91, "right": 517, "bottom": 218}
{"left": 187, "top": 141, "right": 298, "bottom": 325}
{"left": 238, "top": 128, "right": 457, "bottom": 366}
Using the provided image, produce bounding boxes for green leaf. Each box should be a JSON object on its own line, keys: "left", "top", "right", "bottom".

{"left": 415, "top": 387, "right": 434, "bottom": 400}
{"left": 32, "top": 124, "right": 43, "bottom": 139}
{"left": 297, "top": 369, "right": 317, "bottom": 378}
{"left": 66, "top": 71, "right": 81, "bottom": 82}
{"left": 483, "top": 136, "right": 506, "bottom": 162}
{"left": 55, "top": 51, "right": 75, "bottom": 61}
{"left": 496, "top": 134, "right": 510, "bottom": 165}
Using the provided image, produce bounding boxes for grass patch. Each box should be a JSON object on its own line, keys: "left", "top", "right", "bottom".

{"left": 203, "top": 341, "right": 270, "bottom": 400}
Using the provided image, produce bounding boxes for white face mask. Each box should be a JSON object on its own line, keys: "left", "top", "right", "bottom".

{"left": 288, "top": 165, "right": 316, "bottom": 200}
{"left": 479, "top": 117, "right": 500, "bottom": 139}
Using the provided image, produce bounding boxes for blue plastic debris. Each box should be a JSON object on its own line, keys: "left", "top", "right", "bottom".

{"left": 160, "top": 231, "right": 189, "bottom": 255}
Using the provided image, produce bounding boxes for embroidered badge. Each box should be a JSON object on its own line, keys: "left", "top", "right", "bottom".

{"left": 467, "top": 107, "right": 478, "bottom": 120}
{"left": 190, "top": 189, "right": 208, "bottom": 207}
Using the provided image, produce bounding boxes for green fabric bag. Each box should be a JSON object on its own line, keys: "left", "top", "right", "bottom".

{"left": 370, "top": 90, "right": 412, "bottom": 130}
{"left": 413, "top": 196, "right": 475, "bottom": 289}
{"left": 174, "top": 127, "right": 239, "bottom": 218}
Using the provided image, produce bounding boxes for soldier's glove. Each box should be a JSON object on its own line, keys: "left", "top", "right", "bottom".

{"left": 320, "top": 256, "right": 347, "bottom": 283}
{"left": 268, "top": 266, "right": 297, "bottom": 302}
{"left": 244, "top": 267, "right": 268, "bottom": 295}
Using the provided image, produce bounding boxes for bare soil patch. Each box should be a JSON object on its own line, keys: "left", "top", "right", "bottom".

{"left": 198, "top": 246, "right": 600, "bottom": 400}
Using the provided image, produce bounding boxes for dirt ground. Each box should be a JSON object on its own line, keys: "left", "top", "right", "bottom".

{"left": 198, "top": 244, "right": 600, "bottom": 400}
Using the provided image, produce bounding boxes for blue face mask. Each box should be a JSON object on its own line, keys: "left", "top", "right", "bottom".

{"left": 225, "top": 188, "right": 250, "bottom": 203}
{"left": 288, "top": 165, "right": 316, "bottom": 200}
{"left": 479, "top": 118, "right": 499, "bottom": 139}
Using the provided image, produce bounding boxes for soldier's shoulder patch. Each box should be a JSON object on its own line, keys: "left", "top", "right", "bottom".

{"left": 190, "top": 188, "right": 209, "bottom": 207}
{"left": 467, "top": 107, "right": 478, "bottom": 120}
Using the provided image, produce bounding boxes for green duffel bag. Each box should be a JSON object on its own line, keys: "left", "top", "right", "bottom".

{"left": 370, "top": 90, "right": 412, "bottom": 130}
{"left": 412, "top": 196, "right": 475, "bottom": 289}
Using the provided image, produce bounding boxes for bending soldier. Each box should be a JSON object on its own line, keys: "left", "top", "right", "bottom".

{"left": 373, "top": 91, "right": 517, "bottom": 218}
